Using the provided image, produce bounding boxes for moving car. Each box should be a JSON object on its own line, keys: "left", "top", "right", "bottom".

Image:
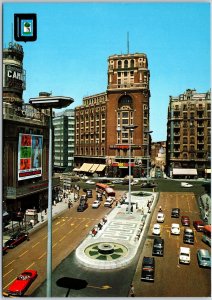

{"left": 197, "top": 249, "right": 211, "bottom": 268}
{"left": 171, "top": 223, "right": 180, "bottom": 235}
{"left": 111, "top": 179, "right": 124, "bottom": 184}
{"left": 104, "top": 197, "right": 114, "bottom": 208}
{"left": 4, "top": 231, "right": 29, "bottom": 248}
{"left": 77, "top": 201, "right": 88, "bottom": 212}
{"left": 183, "top": 228, "right": 194, "bottom": 244}
{"left": 86, "top": 189, "right": 93, "bottom": 198}
{"left": 152, "top": 224, "right": 161, "bottom": 235}
{"left": 80, "top": 194, "right": 87, "bottom": 202}
{"left": 85, "top": 180, "right": 95, "bottom": 185}
{"left": 181, "top": 216, "right": 190, "bottom": 226}
{"left": 179, "top": 247, "right": 190, "bottom": 264}
{"left": 141, "top": 182, "right": 157, "bottom": 188}
{"left": 92, "top": 200, "right": 101, "bottom": 208}
{"left": 141, "top": 256, "right": 155, "bottom": 282}
{"left": 181, "top": 182, "right": 193, "bottom": 188}
{"left": 152, "top": 237, "right": 164, "bottom": 256}
{"left": 157, "top": 212, "right": 165, "bottom": 223}
{"left": 193, "top": 220, "right": 204, "bottom": 232}
{"left": 6, "top": 269, "right": 38, "bottom": 296}
{"left": 171, "top": 208, "right": 180, "bottom": 218}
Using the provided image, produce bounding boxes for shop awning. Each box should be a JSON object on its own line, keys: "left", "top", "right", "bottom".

{"left": 79, "top": 163, "right": 93, "bottom": 172}
{"left": 205, "top": 169, "right": 211, "bottom": 174}
{"left": 173, "top": 168, "right": 197, "bottom": 175}
{"left": 89, "top": 164, "right": 99, "bottom": 173}
{"left": 96, "top": 164, "right": 106, "bottom": 172}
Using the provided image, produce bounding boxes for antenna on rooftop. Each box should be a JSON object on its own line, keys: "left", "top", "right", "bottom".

{"left": 11, "top": 23, "right": 14, "bottom": 44}
{"left": 127, "top": 32, "right": 130, "bottom": 54}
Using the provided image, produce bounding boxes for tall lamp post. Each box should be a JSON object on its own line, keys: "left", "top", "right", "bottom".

{"left": 117, "top": 125, "right": 138, "bottom": 213}
{"left": 29, "top": 95, "right": 74, "bottom": 297}
{"left": 144, "top": 130, "right": 153, "bottom": 181}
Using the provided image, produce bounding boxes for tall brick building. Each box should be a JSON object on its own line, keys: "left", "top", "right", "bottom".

{"left": 74, "top": 53, "right": 151, "bottom": 177}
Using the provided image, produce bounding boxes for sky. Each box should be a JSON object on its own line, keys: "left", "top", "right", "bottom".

{"left": 2, "top": 1, "right": 211, "bottom": 141}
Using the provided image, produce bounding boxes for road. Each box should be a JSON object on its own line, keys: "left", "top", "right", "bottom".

{"left": 132, "top": 192, "right": 211, "bottom": 297}
{"left": 2, "top": 190, "right": 122, "bottom": 296}
{"left": 3, "top": 181, "right": 211, "bottom": 297}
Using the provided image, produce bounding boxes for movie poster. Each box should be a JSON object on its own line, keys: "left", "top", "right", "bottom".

{"left": 18, "top": 133, "right": 43, "bottom": 180}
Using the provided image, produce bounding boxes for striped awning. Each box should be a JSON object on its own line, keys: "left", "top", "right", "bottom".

{"left": 89, "top": 164, "right": 99, "bottom": 173}
{"left": 79, "top": 163, "right": 93, "bottom": 172}
{"left": 96, "top": 164, "right": 106, "bottom": 172}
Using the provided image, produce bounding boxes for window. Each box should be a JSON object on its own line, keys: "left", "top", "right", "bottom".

{"left": 130, "top": 60, "right": 134, "bottom": 67}
{"left": 118, "top": 60, "right": 122, "bottom": 68}
{"left": 124, "top": 60, "right": 128, "bottom": 68}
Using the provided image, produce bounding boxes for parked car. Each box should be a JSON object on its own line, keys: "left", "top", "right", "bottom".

{"left": 77, "top": 201, "right": 88, "bottom": 212}
{"left": 4, "top": 231, "right": 29, "bottom": 248}
{"left": 193, "top": 220, "right": 205, "bottom": 232}
{"left": 141, "top": 256, "right": 155, "bottom": 282}
{"left": 183, "top": 228, "right": 194, "bottom": 244}
{"left": 171, "top": 208, "right": 180, "bottom": 218}
{"left": 131, "top": 179, "right": 139, "bottom": 185}
{"left": 152, "top": 224, "right": 161, "bottom": 235}
{"left": 171, "top": 223, "right": 180, "bottom": 235}
{"left": 96, "top": 194, "right": 103, "bottom": 201}
{"left": 157, "top": 212, "right": 165, "bottom": 223}
{"left": 181, "top": 216, "right": 190, "bottom": 226}
{"left": 92, "top": 200, "right": 101, "bottom": 208}
{"left": 197, "top": 249, "right": 211, "bottom": 268}
{"left": 179, "top": 247, "right": 190, "bottom": 264}
{"left": 86, "top": 189, "right": 93, "bottom": 198}
{"left": 6, "top": 269, "right": 38, "bottom": 296}
{"left": 152, "top": 237, "right": 164, "bottom": 256}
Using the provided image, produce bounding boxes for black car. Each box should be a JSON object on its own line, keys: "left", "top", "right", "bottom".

{"left": 152, "top": 237, "right": 164, "bottom": 256}
{"left": 4, "top": 232, "right": 29, "bottom": 248}
{"left": 77, "top": 201, "right": 88, "bottom": 212}
{"left": 80, "top": 195, "right": 87, "bottom": 202}
{"left": 183, "top": 228, "right": 194, "bottom": 244}
{"left": 86, "top": 189, "right": 93, "bottom": 198}
{"left": 171, "top": 208, "right": 180, "bottom": 218}
{"left": 141, "top": 256, "right": 155, "bottom": 282}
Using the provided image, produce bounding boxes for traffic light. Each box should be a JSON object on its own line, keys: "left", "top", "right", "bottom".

{"left": 14, "top": 13, "right": 37, "bottom": 42}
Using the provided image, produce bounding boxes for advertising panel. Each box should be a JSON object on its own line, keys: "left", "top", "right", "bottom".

{"left": 18, "top": 133, "right": 43, "bottom": 180}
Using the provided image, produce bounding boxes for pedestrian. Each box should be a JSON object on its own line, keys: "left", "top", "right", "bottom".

{"left": 68, "top": 201, "right": 71, "bottom": 209}
{"left": 129, "top": 284, "right": 135, "bottom": 297}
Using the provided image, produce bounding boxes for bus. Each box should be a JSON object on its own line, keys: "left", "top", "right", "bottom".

{"left": 96, "top": 183, "right": 109, "bottom": 194}
{"left": 96, "top": 183, "right": 116, "bottom": 198}
{"left": 202, "top": 225, "right": 211, "bottom": 247}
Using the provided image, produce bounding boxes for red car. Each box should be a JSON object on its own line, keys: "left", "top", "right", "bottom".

{"left": 6, "top": 270, "right": 38, "bottom": 296}
{"left": 193, "top": 220, "right": 205, "bottom": 232}
{"left": 4, "top": 231, "right": 29, "bottom": 248}
{"left": 181, "top": 216, "right": 190, "bottom": 226}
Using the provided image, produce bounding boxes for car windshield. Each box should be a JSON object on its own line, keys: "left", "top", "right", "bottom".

{"left": 202, "top": 257, "right": 210, "bottom": 261}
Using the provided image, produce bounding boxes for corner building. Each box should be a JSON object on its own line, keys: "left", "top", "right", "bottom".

{"left": 75, "top": 53, "right": 151, "bottom": 177}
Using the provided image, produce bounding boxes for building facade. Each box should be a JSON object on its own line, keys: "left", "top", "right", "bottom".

{"left": 151, "top": 141, "right": 166, "bottom": 170}
{"left": 166, "top": 89, "right": 211, "bottom": 178}
{"left": 3, "top": 43, "right": 59, "bottom": 217}
{"left": 74, "top": 53, "right": 151, "bottom": 177}
{"left": 53, "top": 109, "right": 75, "bottom": 172}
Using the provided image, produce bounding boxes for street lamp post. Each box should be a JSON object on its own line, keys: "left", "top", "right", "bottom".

{"left": 144, "top": 130, "right": 153, "bottom": 181}
{"left": 29, "top": 95, "right": 74, "bottom": 297}
{"left": 117, "top": 125, "right": 138, "bottom": 213}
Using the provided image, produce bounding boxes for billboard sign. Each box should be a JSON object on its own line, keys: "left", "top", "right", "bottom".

{"left": 18, "top": 133, "right": 43, "bottom": 180}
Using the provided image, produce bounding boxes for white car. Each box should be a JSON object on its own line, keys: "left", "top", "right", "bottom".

{"left": 179, "top": 247, "right": 190, "bottom": 264}
{"left": 171, "top": 223, "right": 180, "bottom": 235}
{"left": 104, "top": 198, "right": 114, "bottom": 207}
{"left": 181, "top": 182, "right": 193, "bottom": 188}
{"left": 85, "top": 180, "right": 95, "bottom": 185}
{"left": 157, "top": 212, "right": 165, "bottom": 223}
{"left": 92, "top": 200, "right": 101, "bottom": 208}
{"left": 152, "top": 224, "right": 161, "bottom": 235}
